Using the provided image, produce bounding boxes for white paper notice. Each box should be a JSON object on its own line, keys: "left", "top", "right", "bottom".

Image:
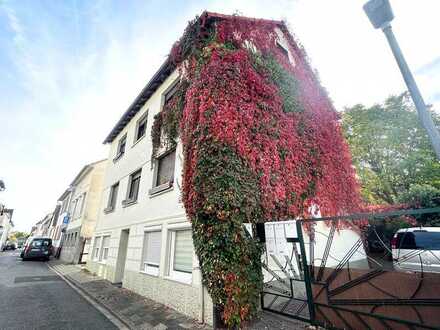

{"left": 265, "top": 223, "right": 276, "bottom": 255}
{"left": 284, "top": 221, "right": 297, "bottom": 239}
{"left": 275, "top": 223, "right": 288, "bottom": 256}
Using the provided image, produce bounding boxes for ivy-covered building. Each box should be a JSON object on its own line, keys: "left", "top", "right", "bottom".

{"left": 87, "top": 12, "right": 360, "bottom": 327}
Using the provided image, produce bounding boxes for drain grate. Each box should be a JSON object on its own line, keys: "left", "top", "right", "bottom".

{"left": 14, "top": 275, "right": 62, "bottom": 283}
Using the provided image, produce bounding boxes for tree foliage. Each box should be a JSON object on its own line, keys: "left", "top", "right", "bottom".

{"left": 342, "top": 93, "right": 440, "bottom": 205}
{"left": 8, "top": 231, "right": 29, "bottom": 241}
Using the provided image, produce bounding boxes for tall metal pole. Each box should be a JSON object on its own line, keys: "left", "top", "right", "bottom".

{"left": 381, "top": 23, "right": 440, "bottom": 160}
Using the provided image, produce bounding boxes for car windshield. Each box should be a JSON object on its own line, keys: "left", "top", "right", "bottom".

{"left": 31, "top": 239, "right": 51, "bottom": 247}
{"left": 396, "top": 231, "right": 440, "bottom": 251}
{"left": 32, "top": 240, "right": 42, "bottom": 247}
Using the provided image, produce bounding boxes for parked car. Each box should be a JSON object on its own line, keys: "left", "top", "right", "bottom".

{"left": 16, "top": 238, "right": 27, "bottom": 249}
{"left": 392, "top": 227, "right": 440, "bottom": 273}
{"left": 20, "top": 237, "right": 53, "bottom": 261}
{"left": 2, "top": 241, "right": 16, "bottom": 251}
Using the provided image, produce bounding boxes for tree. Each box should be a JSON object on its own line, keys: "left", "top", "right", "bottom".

{"left": 8, "top": 231, "right": 29, "bottom": 241}
{"left": 398, "top": 184, "right": 440, "bottom": 226}
{"left": 342, "top": 93, "right": 440, "bottom": 204}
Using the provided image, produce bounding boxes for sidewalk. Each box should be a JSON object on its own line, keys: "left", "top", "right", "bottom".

{"left": 48, "top": 260, "right": 309, "bottom": 330}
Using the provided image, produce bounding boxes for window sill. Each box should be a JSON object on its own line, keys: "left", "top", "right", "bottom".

{"left": 132, "top": 135, "right": 145, "bottom": 148}
{"left": 113, "top": 153, "right": 124, "bottom": 163}
{"left": 139, "top": 270, "right": 159, "bottom": 277}
{"left": 149, "top": 181, "right": 173, "bottom": 197}
{"left": 122, "top": 199, "right": 137, "bottom": 208}
{"left": 103, "top": 206, "right": 114, "bottom": 214}
{"left": 164, "top": 275, "right": 193, "bottom": 286}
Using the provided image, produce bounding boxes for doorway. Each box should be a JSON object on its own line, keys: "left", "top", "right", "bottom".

{"left": 114, "top": 229, "right": 130, "bottom": 284}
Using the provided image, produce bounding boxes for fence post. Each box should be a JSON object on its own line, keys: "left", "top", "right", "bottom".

{"left": 296, "top": 220, "right": 316, "bottom": 323}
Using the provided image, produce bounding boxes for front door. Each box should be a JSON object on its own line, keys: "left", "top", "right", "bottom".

{"left": 114, "top": 229, "right": 129, "bottom": 283}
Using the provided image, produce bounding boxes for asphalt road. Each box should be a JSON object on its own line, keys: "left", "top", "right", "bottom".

{"left": 0, "top": 250, "right": 117, "bottom": 330}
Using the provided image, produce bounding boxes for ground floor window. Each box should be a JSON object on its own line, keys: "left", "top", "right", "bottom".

{"left": 93, "top": 236, "right": 101, "bottom": 260}
{"left": 100, "top": 236, "right": 110, "bottom": 262}
{"left": 169, "top": 229, "right": 193, "bottom": 283}
{"left": 142, "top": 231, "right": 162, "bottom": 276}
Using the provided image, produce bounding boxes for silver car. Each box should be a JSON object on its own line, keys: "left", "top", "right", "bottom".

{"left": 392, "top": 227, "right": 440, "bottom": 273}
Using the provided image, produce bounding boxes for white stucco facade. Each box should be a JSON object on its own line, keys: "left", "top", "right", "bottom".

{"left": 87, "top": 70, "right": 213, "bottom": 324}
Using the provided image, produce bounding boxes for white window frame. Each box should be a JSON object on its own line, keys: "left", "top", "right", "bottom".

{"left": 93, "top": 236, "right": 102, "bottom": 261}
{"left": 141, "top": 227, "right": 162, "bottom": 276}
{"left": 99, "top": 235, "right": 110, "bottom": 263}
{"left": 168, "top": 228, "right": 193, "bottom": 284}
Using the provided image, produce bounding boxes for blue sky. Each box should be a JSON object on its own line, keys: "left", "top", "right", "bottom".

{"left": 1, "top": 0, "right": 439, "bottom": 231}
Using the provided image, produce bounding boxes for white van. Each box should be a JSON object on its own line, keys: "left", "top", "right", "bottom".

{"left": 392, "top": 227, "right": 440, "bottom": 273}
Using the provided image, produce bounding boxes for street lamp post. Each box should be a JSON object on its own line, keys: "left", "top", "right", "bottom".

{"left": 363, "top": 0, "right": 440, "bottom": 160}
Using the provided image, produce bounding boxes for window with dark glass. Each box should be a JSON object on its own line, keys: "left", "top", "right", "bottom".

{"left": 106, "top": 182, "right": 119, "bottom": 212}
{"left": 135, "top": 113, "right": 148, "bottom": 142}
{"left": 127, "top": 169, "right": 141, "bottom": 202}
{"left": 156, "top": 150, "right": 175, "bottom": 187}
{"left": 115, "top": 134, "right": 127, "bottom": 160}
{"left": 276, "top": 41, "right": 289, "bottom": 60}
{"left": 397, "top": 231, "right": 440, "bottom": 250}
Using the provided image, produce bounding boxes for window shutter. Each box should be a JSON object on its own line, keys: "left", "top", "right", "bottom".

{"left": 145, "top": 231, "right": 161, "bottom": 265}
{"left": 173, "top": 230, "right": 193, "bottom": 273}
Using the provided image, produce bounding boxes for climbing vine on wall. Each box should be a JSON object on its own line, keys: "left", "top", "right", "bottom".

{"left": 151, "top": 80, "right": 188, "bottom": 162}
{"left": 152, "top": 13, "right": 361, "bottom": 327}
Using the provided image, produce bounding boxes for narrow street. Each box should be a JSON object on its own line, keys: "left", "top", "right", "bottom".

{"left": 0, "top": 250, "right": 117, "bottom": 330}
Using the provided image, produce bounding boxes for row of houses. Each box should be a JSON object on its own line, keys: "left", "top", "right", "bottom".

{"left": 31, "top": 64, "right": 209, "bottom": 318}
{"left": 31, "top": 159, "right": 107, "bottom": 263}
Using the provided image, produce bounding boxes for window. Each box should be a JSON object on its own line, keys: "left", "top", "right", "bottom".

{"left": 114, "top": 134, "right": 127, "bottom": 161}
{"left": 156, "top": 150, "right": 175, "bottom": 186}
{"left": 169, "top": 230, "right": 193, "bottom": 283}
{"left": 123, "top": 169, "right": 141, "bottom": 205}
{"left": 74, "top": 232, "right": 78, "bottom": 243}
{"left": 61, "top": 197, "right": 69, "bottom": 213}
{"left": 105, "top": 182, "right": 119, "bottom": 213}
{"left": 93, "top": 236, "right": 101, "bottom": 260}
{"left": 150, "top": 150, "right": 175, "bottom": 195}
{"left": 397, "top": 231, "right": 440, "bottom": 250}
{"left": 135, "top": 112, "right": 148, "bottom": 143}
{"left": 71, "top": 199, "right": 78, "bottom": 219}
{"left": 100, "top": 236, "right": 110, "bottom": 262}
{"left": 78, "top": 193, "right": 86, "bottom": 216}
{"left": 142, "top": 231, "right": 162, "bottom": 276}
{"left": 276, "top": 41, "right": 289, "bottom": 60}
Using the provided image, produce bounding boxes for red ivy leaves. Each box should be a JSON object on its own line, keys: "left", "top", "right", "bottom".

{"left": 171, "top": 14, "right": 362, "bottom": 326}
